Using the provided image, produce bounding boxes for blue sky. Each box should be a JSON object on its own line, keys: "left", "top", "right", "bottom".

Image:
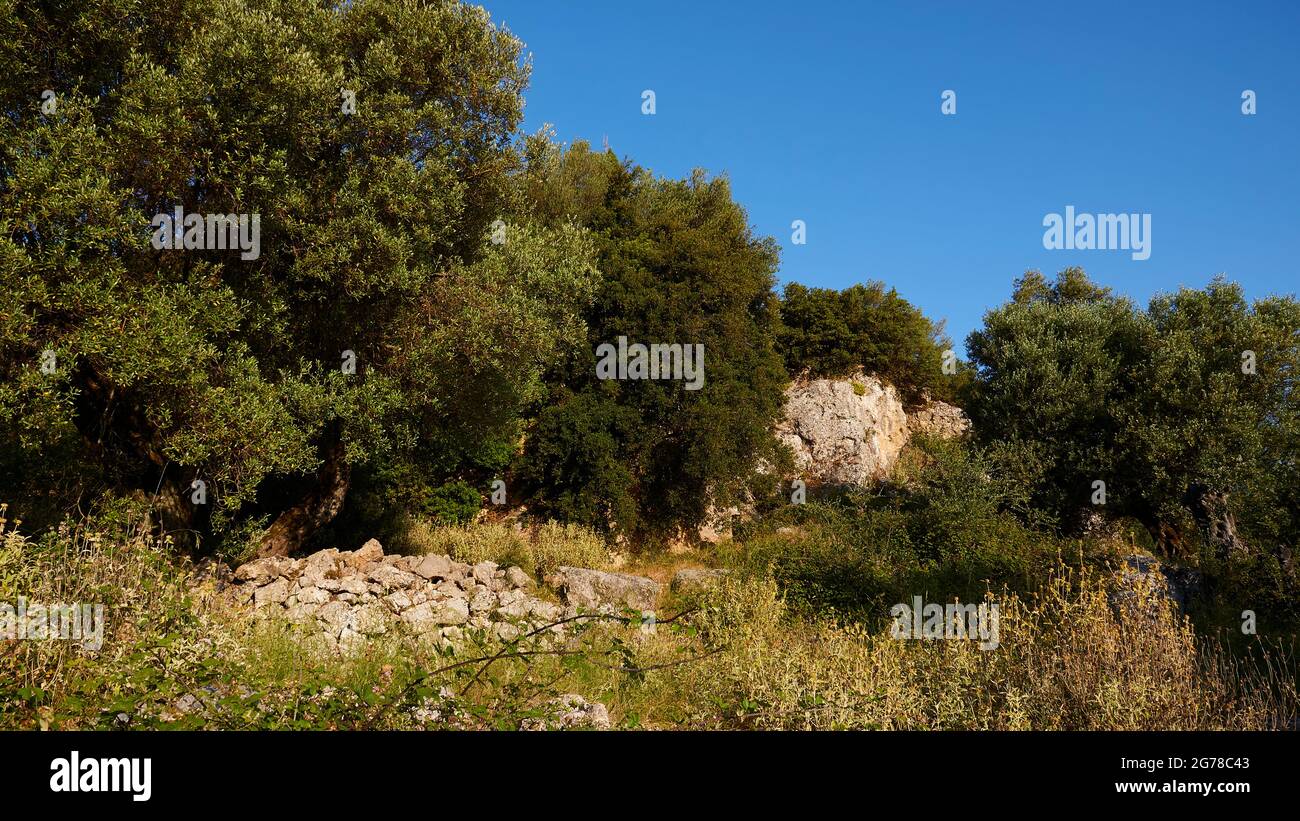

{"left": 482, "top": 0, "right": 1299, "bottom": 352}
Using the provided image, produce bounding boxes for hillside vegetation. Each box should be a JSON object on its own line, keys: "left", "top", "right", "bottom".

{"left": 1, "top": 1, "right": 1296, "bottom": 730}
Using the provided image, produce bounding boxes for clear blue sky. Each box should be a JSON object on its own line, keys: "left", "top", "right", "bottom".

{"left": 481, "top": 0, "right": 1299, "bottom": 353}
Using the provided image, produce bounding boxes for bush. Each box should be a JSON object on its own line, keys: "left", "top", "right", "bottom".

{"left": 778, "top": 281, "right": 967, "bottom": 404}
{"left": 425, "top": 481, "right": 482, "bottom": 526}
{"left": 732, "top": 436, "right": 1061, "bottom": 621}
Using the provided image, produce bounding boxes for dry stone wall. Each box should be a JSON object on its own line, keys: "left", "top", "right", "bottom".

{"left": 230, "top": 539, "right": 670, "bottom": 655}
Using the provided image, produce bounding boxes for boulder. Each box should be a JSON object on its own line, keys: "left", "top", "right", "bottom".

{"left": 367, "top": 564, "right": 420, "bottom": 591}
{"left": 412, "top": 554, "right": 453, "bottom": 581}
{"left": 469, "top": 587, "right": 497, "bottom": 614}
{"left": 434, "top": 597, "right": 470, "bottom": 626}
{"left": 296, "top": 586, "right": 331, "bottom": 606}
{"left": 300, "top": 548, "right": 341, "bottom": 584}
{"left": 504, "top": 566, "right": 532, "bottom": 589}
{"left": 548, "top": 567, "right": 660, "bottom": 611}
{"left": 338, "top": 576, "right": 369, "bottom": 596}
{"left": 400, "top": 602, "right": 441, "bottom": 634}
{"left": 382, "top": 590, "right": 414, "bottom": 613}
{"left": 317, "top": 600, "right": 355, "bottom": 637}
{"left": 472, "top": 561, "right": 498, "bottom": 586}
{"left": 253, "top": 578, "right": 292, "bottom": 608}
{"left": 345, "top": 538, "right": 384, "bottom": 570}
{"left": 234, "top": 556, "right": 298, "bottom": 584}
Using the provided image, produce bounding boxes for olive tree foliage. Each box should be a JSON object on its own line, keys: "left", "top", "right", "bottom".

{"left": 0, "top": 0, "right": 598, "bottom": 556}
{"left": 967, "top": 268, "right": 1300, "bottom": 566}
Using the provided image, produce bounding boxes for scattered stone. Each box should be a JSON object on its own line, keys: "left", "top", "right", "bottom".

{"left": 338, "top": 576, "right": 369, "bottom": 596}
{"left": 670, "top": 567, "right": 731, "bottom": 594}
{"left": 368, "top": 564, "right": 420, "bottom": 591}
{"left": 504, "top": 566, "right": 531, "bottom": 589}
{"left": 412, "top": 553, "right": 453, "bottom": 580}
{"left": 229, "top": 543, "right": 609, "bottom": 654}
{"left": 472, "top": 561, "right": 498, "bottom": 586}
{"left": 521, "top": 694, "right": 611, "bottom": 730}
{"left": 383, "top": 590, "right": 413, "bottom": 613}
{"left": 346, "top": 538, "right": 384, "bottom": 570}
{"left": 317, "top": 600, "right": 355, "bottom": 637}
{"left": 235, "top": 556, "right": 298, "bottom": 584}
{"left": 285, "top": 602, "right": 321, "bottom": 624}
{"left": 297, "top": 586, "right": 330, "bottom": 606}
{"left": 401, "top": 602, "right": 440, "bottom": 634}
{"left": 469, "top": 587, "right": 496, "bottom": 614}
{"left": 434, "top": 597, "right": 470, "bottom": 626}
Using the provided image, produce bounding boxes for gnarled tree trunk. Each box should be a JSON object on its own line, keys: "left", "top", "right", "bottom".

{"left": 257, "top": 435, "right": 350, "bottom": 558}
{"left": 1183, "top": 484, "right": 1248, "bottom": 560}
{"left": 1138, "top": 513, "right": 1189, "bottom": 561}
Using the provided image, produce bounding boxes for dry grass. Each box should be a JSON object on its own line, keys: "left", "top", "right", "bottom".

{"left": 391, "top": 518, "right": 612, "bottom": 578}
{"left": 608, "top": 566, "right": 1300, "bottom": 730}
{"left": 3, "top": 509, "right": 1296, "bottom": 731}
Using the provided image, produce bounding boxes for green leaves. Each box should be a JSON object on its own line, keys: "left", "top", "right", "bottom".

{"left": 968, "top": 268, "right": 1300, "bottom": 573}
{"left": 0, "top": 0, "right": 593, "bottom": 548}
{"left": 515, "top": 142, "right": 786, "bottom": 538}
{"left": 778, "top": 281, "right": 962, "bottom": 404}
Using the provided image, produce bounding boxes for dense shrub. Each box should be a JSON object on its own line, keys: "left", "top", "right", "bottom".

{"left": 732, "top": 436, "right": 1062, "bottom": 620}
{"left": 966, "top": 268, "right": 1300, "bottom": 623}
{"left": 424, "top": 481, "right": 483, "bottom": 526}
{"left": 514, "top": 141, "right": 789, "bottom": 540}
{"left": 777, "top": 281, "right": 969, "bottom": 404}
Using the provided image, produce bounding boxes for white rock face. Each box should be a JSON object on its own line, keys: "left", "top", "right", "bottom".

{"left": 908, "top": 400, "right": 971, "bottom": 439}
{"left": 776, "top": 372, "right": 969, "bottom": 486}
{"left": 776, "top": 373, "right": 910, "bottom": 485}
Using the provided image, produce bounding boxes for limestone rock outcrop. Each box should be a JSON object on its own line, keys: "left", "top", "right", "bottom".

{"left": 776, "top": 372, "right": 969, "bottom": 487}
{"left": 907, "top": 400, "right": 971, "bottom": 439}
